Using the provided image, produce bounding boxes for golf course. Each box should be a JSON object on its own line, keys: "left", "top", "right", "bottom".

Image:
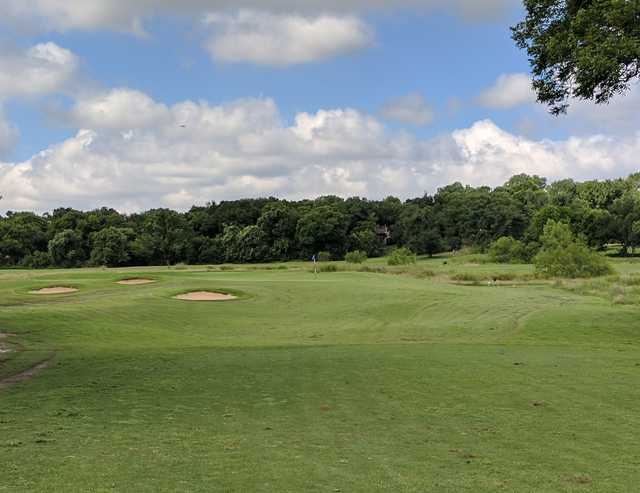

{"left": 2, "top": 257, "right": 640, "bottom": 492}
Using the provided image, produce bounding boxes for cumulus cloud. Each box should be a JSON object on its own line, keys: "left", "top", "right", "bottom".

{"left": 0, "top": 42, "right": 79, "bottom": 99}
{"left": 204, "top": 11, "right": 371, "bottom": 66}
{"left": 380, "top": 92, "right": 434, "bottom": 126}
{"left": 68, "top": 89, "right": 170, "bottom": 130}
{"left": 3, "top": 0, "right": 518, "bottom": 33}
{"left": 476, "top": 73, "right": 535, "bottom": 109}
{"left": 1, "top": 90, "right": 638, "bottom": 213}
{"left": 549, "top": 84, "right": 640, "bottom": 136}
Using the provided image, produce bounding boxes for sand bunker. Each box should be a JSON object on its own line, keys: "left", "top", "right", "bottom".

{"left": 117, "top": 278, "right": 156, "bottom": 285}
{"left": 29, "top": 287, "right": 78, "bottom": 295}
{"left": 174, "top": 291, "right": 237, "bottom": 301}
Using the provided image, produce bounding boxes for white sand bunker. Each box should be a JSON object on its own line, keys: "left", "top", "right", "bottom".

{"left": 174, "top": 291, "right": 237, "bottom": 302}
{"left": 117, "top": 278, "right": 156, "bottom": 285}
{"left": 29, "top": 287, "right": 78, "bottom": 295}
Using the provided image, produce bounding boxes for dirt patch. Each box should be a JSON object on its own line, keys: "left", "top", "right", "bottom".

{"left": 116, "top": 278, "right": 156, "bottom": 286}
{"left": 0, "top": 354, "right": 54, "bottom": 390}
{"left": 29, "top": 287, "right": 78, "bottom": 295}
{"left": 174, "top": 291, "right": 237, "bottom": 302}
{"left": 0, "top": 333, "right": 18, "bottom": 354}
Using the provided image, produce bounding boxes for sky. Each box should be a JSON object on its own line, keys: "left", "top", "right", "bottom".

{"left": 0, "top": 0, "right": 638, "bottom": 213}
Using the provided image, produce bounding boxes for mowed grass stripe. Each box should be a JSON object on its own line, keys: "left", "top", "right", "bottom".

{"left": 1, "top": 266, "right": 639, "bottom": 492}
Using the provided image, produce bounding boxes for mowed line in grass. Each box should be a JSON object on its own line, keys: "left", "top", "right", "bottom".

{"left": 1, "top": 266, "right": 640, "bottom": 491}
{"left": 2, "top": 343, "right": 640, "bottom": 492}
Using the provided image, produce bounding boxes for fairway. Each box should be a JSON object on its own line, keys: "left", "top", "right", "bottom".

{"left": 2, "top": 264, "right": 640, "bottom": 492}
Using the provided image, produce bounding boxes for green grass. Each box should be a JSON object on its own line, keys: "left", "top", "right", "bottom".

{"left": 1, "top": 260, "right": 640, "bottom": 492}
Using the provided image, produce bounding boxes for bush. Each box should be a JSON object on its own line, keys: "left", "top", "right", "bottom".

{"left": 534, "top": 220, "right": 613, "bottom": 278}
{"left": 488, "top": 237, "right": 529, "bottom": 263}
{"left": 387, "top": 247, "right": 417, "bottom": 266}
{"left": 317, "top": 251, "right": 332, "bottom": 262}
{"left": 318, "top": 264, "right": 338, "bottom": 273}
{"left": 345, "top": 250, "right": 368, "bottom": 264}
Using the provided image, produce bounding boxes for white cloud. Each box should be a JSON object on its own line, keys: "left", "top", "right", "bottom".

{"left": 477, "top": 73, "right": 535, "bottom": 109}
{"left": 0, "top": 110, "right": 19, "bottom": 157}
{"left": 68, "top": 89, "right": 170, "bottom": 130}
{"left": 0, "top": 42, "right": 79, "bottom": 99}
{"left": 1, "top": 91, "right": 637, "bottom": 213}
{"left": 380, "top": 92, "right": 434, "bottom": 126}
{"left": 204, "top": 11, "right": 371, "bottom": 66}
{"left": 3, "top": 0, "right": 518, "bottom": 33}
{"left": 547, "top": 84, "right": 640, "bottom": 136}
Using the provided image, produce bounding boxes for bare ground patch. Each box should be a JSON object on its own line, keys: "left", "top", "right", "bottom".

{"left": 174, "top": 291, "right": 237, "bottom": 302}
{"left": 0, "top": 353, "right": 55, "bottom": 390}
{"left": 117, "top": 278, "right": 157, "bottom": 286}
{"left": 29, "top": 287, "right": 78, "bottom": 295}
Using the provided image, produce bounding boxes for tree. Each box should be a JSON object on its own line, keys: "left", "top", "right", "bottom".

{"left": 90, "top": 227, "right": 133, "bottom": 267}
{"left": 0, "top": 212, "right": 49, "bottom": 266}
{"left": 513, "top": 0, "right": 640, "bottom": 114}
{"left": 48, "top": 229, "right": 86, "bottom": 268}
{"left": 534, "top": 220, "right": 613, "bottom": 277}
{"left": 133, "top": 209, "right": 190, "bottom": 265}
{"left": 295, "top": 206, "right": 349, "bottom": 258}
{"left": 257, "top": 203, "right": 299, "bottom": 260}
{"left": 348, "top": 228, "right": 383, "bottom": 257}
{"left": 610, "top": 191, "right": 640, "bottom": 254}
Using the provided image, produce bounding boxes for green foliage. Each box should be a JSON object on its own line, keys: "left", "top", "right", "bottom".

{"left": 387, "top": 247, "right": 417, "bottom": 266}
{"left": 512, "top": 0, "right": 640, "bottom": 114}
{"left": 1, "top": 173, "right": 639, "bottom": 268}
{"left": 610, "top": 192, "right": 640, "bottom": 254}
{"left": 345, "top": 250, "right": 368, "bottom": 264}
{"left": 534, "top": 220, "right": 613, "bottom": 278}
{"left": 295, "top": 206, "right": 348, "bottom": 259}
{"left": 347, "top": 228, "right": 382, "bottom": 257}
{"left": 89, "top": 227, "right": 133, "bottom": 267}
{"left": 19, "top": 251, "right": 52, "bottom": 269}
{"left": 48, "top": 229, "right": 86, "bottom": 268}
{"left": 488, "top": 236, "right": 537, "bottom": 264}
{"left": 317, "top": 251, "right": 331, "bottom": 262}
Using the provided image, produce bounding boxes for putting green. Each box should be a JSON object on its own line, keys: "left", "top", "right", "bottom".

{"left": 1, "top": 264, "right": 639, "bottom": 492}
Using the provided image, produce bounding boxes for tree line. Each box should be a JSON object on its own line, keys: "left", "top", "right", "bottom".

{"left": 1, "top": 173, "right": 639, "bottom": 269}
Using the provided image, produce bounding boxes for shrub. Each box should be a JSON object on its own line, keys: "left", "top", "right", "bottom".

{"left": 488, "top": 237, "right": 528, "bottom": 263}
{"left": 387, "top": 247, "right": 417, "bottom": 266}
{"left": 345, "top": 250, "right": 368, "bottom": 264}
{"left": 451, "top": 272, "right": 484, "bottom": 282}
{"left": 534, "top": 220, "right": 613, "bottom": 278}
{"left": 317, "top": 251, "right": 332, "bottom": 262}
{"left": 318, "top": 264, "right": 338, "bottom": 273}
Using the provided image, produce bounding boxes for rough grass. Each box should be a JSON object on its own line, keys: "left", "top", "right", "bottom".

{"left": 1, "top": 262, "right": 640, "bottom": 492}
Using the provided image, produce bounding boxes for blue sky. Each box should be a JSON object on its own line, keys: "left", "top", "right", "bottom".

{"left": 0, "top": 1, "right": 638, "bottom": 212}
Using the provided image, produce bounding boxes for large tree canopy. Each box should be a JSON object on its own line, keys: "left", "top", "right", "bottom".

{"left": 512, "top": 0, "right": 640, "bottom": 114}
{"left": 1, "top": 173, "right": 639, "bottom": 268}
